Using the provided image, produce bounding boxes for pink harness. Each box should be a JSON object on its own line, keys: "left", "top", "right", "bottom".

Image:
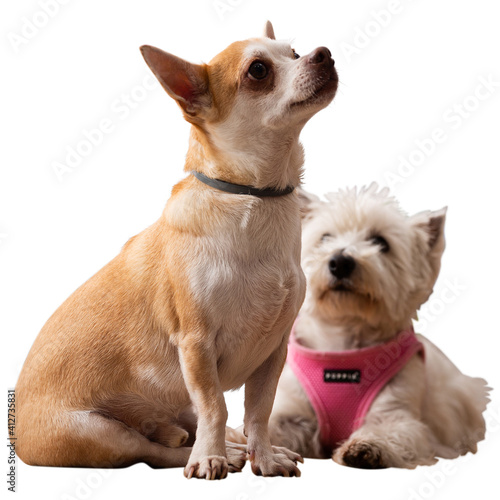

{"left": 287, "top": 325, "right": 424, "bottom": 450}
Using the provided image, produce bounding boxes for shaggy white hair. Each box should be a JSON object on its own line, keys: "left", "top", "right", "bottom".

{"left": 268, "top": 184, "right": 490, "bottom": 468}
{"left": 300, "top": 183, "right": 446, "bottom": 344}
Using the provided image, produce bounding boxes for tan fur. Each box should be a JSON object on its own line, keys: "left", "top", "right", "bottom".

{"left": 15, "top": 22, "right": 337, "bottom": 479}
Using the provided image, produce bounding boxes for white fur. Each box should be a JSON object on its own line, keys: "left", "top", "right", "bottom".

{"left": 268, "top": 184, "right": 490, "bottom": 468}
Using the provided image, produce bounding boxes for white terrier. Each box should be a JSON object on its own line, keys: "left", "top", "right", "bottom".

{"left": 268, "top": 184, "right": 490, "bottom": 468}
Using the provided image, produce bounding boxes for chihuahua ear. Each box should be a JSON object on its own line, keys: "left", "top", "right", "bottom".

{"left": 264, "top": 21, "right": 276, "bottom": 40}
{"left": 140, "top": 45, "right": 210, "bottom": 116}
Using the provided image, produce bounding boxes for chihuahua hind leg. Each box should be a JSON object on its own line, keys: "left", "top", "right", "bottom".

{"left": 69, "top": 411, "right": 193, "bottom": 468}
{"left": 68, "top": 411, "right": 246, "bottom": 472}
{"left": 148, "top": 423, "right": 190, "bottom": 448}
{"left": 18, "top": 410, "right": 191, "bottom": 469}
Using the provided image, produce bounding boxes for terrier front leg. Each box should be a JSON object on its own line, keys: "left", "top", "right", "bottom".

{"left": 179, "top": 340, "right": 245, "bottom": 480}
{"left": 334, "top": 355, "right": 437, "bottom": 469}
{"left": 244, "top": 337, "right": 303, "bottom": 477}
{"left": 269, "top": 415, "right": 320, "bottom": 459}
{"left": 334, "top": 411, "right": 437, "bottom": 469}
{"left": 268, "top": 364, "right": 322, "bottom": 458}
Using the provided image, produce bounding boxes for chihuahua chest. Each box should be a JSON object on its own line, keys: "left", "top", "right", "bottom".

{"left": 185, "top": 197, "right": 305, "bottom": 388}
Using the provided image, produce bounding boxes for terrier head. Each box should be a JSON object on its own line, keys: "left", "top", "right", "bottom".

{"left": 299, "top": 184, "right": 447, "bottom": 333}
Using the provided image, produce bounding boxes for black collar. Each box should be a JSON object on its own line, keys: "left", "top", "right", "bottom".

{"left": 191, "top": 171, "right": 295, "bottom": 197}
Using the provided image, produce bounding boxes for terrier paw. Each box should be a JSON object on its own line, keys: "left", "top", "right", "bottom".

{"left": 336, "top": 440, "right": 387, "bottom": 469}
{"left": 249, "top": 448, "right": 301, "bottom": 477}
{"left": 184, "top": 456, "right": 228, "bottom": 480}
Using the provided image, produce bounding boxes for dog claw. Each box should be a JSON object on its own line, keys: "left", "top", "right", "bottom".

{"left": 252, "top": 466, "right": 262, "bottom": 476}
{"left": 186, "top": 455, "right": 231, "bottom": 480}
{"left": 278, "top": 466, "right": 290, "bottom": 477}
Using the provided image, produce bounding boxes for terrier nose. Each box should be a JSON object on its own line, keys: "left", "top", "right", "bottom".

{"left": 308, "top": 46, "right": 335, "bottom": 66}
{"left": 329, "top": 254, "right": 356, "bottom": 279}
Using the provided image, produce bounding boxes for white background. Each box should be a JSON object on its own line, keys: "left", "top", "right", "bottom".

{"left": 2, "top": 0, "right": 499, "bottom": 499}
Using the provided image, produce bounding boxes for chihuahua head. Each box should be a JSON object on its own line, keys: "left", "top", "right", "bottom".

{"left": 140, "top": 22, "right": 338, "bottom": 187}
{"left": 299, "top": 184, "right": 447, "bottom": 335}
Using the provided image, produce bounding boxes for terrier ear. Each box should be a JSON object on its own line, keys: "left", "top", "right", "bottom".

{"left": 412, "top": 207, "right": 447, "bottom": 258}
{"left": 410, "top": 207, "right": 447, "bottom": 290}
{"left": 297, "top": 187, "right": 321, "bottom": 221}
{"left": 264, "top": 21, "right": 276, "bottom": 40}
{"left": 424, "top": 208, "right": 447, "bottom": 249}
{"left": 140, "top": 45, "right": 210, "bottom": 117}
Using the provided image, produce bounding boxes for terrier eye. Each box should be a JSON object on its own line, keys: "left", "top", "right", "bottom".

{"left": 371, "top": 235, "right": 390, "bottom": 253}
{"left": 292, "top": 49, "right": 300, "bottom": 59}
{"left": 321, "top": 233, "right": 332, "bottom": 242}
{"left": 248, "top": 61, "right": 268, "bottom": 80}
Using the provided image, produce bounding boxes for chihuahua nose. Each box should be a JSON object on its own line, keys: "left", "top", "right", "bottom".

{"left": 329, "top": 254, "right": 356, "bottom": 279}
{"left": 309, "top": 46, "right": 335, "bottom": 66}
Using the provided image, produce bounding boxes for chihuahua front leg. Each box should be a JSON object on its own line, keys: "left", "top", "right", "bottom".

{"left": 244, "top": 336, "right": 303, "bottom": 477}
{"left": 178, "top": 339, "right": 245, "bottom": 480}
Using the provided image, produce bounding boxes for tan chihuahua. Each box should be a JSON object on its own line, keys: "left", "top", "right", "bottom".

{"left": 15, "top": 22, "right": 338, "bottom": 479}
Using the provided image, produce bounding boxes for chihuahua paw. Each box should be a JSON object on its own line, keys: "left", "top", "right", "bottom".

{"left": 335, "top": 439, "right": 387, "bottom": 469}
{"left": 249, "top": 448, "right": 301, "bottom": 477}
{"left": 149, "top": 424, "right": 189, "bottom": 448}
{"left": 164, "top": 427, "right": 190, "bottom": 448}
{"left": 184, "top": 455, "right": 228, "bottom": 480}
{"left": 271, "top": 445, "right": 304, "bottom": 464}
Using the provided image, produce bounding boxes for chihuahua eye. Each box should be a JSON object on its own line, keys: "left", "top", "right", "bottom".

{"left": 292, "top": 49, "right": 300, "bottom": 59}
{"left": 371, "top": 235, "right": 390, "bottom": 253}
{"left": 321, "top": 233, "right": 332, "bottom": 242}
{"left": 248, "top": 61, "right": 268, "bottom": 80}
